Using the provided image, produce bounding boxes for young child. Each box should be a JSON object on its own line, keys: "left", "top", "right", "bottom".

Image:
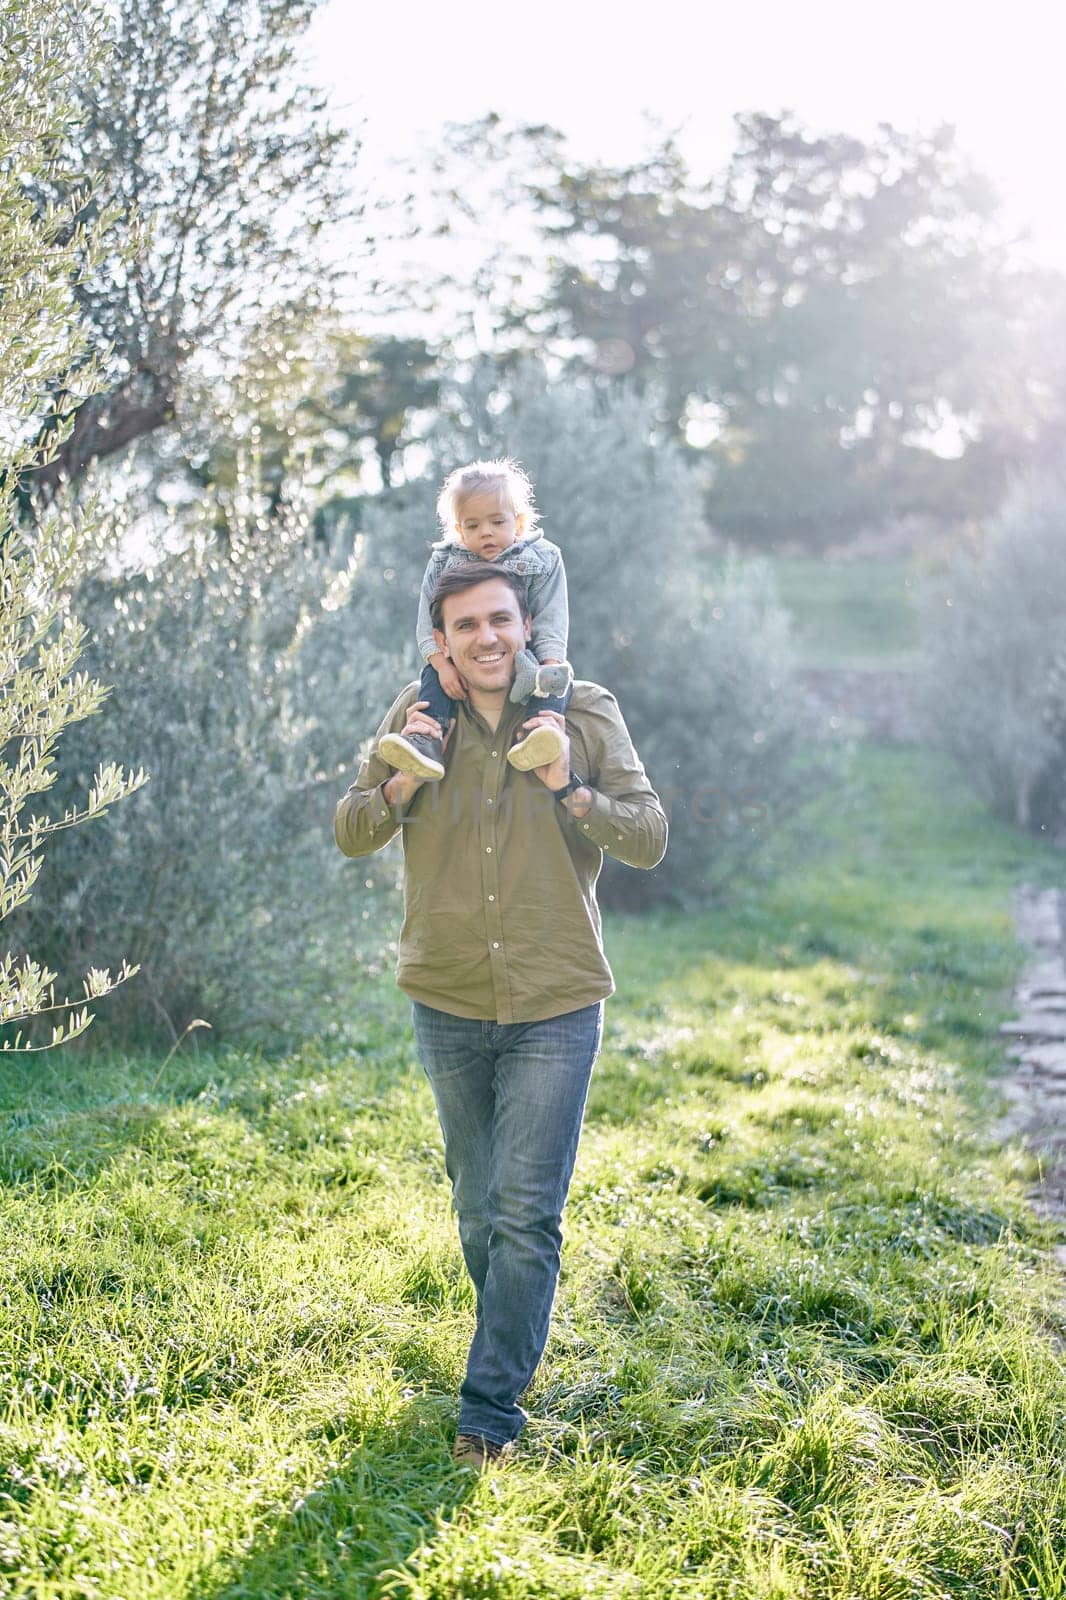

{"left": 378, "top": 457, "right": 574, "bottom": 781}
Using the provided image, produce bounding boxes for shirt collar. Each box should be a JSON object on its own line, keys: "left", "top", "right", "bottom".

{"left": 460, "top": 695, "right": 526, "bottom": 743}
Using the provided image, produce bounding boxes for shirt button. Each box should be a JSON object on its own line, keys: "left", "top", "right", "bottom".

{"left": 491, "top": 750, "right": 498, "bottom": 758}
{"left": 485, "top": 846, "right": 492, "bottom": 853}
{"left": 492, "top": 941, "right": 500, "bottom": 949}
{"left": 583, "top": 823, "right": 590, "bottom": 831}
{"left": 487, "top": 797, "right": 494, "bottom": 805}
{"left": 488, "top": 894, "right": 495, "bottom": 902}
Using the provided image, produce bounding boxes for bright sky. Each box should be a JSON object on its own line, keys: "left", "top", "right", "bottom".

{"left": 303, "top": 0, "right": 1064, "bottom": 294}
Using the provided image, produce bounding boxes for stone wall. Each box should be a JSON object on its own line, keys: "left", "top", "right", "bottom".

{"left": 998, "top": 885, "right": 1066, "bottom": 1274}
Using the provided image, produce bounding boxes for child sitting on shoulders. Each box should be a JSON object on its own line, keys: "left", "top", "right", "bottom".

{"left": 379, "top": 457, "right": 574, "bottom": 781}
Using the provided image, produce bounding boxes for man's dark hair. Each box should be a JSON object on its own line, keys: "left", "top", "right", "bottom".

{"left": 429, "top": 562, "right": 531, "bottom": 634}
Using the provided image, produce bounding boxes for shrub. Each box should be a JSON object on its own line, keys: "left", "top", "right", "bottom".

{"left": 916, "top": 469, "right": 1066, "bottom": 837}
{"left": 0, "top": 0, "right": 146, "bottom": 1051}
{"left": 14, "top": 471, "right": 404, "bottom": 1046}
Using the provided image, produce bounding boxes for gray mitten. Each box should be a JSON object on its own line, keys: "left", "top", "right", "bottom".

{"left": 508, "top": 651, "right": 573, "bottom": 704}
{"left": 509, "top": 648, "right": 540, "bottom": 704}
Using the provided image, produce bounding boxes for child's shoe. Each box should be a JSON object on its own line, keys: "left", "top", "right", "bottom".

{"left": 378, "top": 730, "right": 446, "bottom": 780}
{"left": 507, "top": 722, "right": 566, "bottom": 771}
{"left": 509, "top": 651, "right": 574, "bottom": 706}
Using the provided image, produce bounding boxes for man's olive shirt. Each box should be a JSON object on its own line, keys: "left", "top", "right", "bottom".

{"left": 334, "top": 681, "right": 668, "bottom": 1024}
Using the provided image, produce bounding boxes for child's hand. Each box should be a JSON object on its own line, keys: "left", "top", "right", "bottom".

{"left": 436, "top": 660, "right": 468, "bottom": 701}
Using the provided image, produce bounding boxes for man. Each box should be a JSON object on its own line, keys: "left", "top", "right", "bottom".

{"left": 334, "top": 563, "right": 667, "bottom": 1468}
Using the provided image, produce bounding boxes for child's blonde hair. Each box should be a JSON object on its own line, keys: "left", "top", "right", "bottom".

{"left": 435, "top": 457, "right": 541, "bottom": 542}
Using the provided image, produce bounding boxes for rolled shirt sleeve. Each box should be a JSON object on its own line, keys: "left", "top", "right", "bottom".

{"left": 568, "top": 786, "right": 668, "bottom": 871}
{"left": 333, "top": 683, "right": 421, "bottom": 858}
{"left": 563, "top": 686, "right": 668, "bottom": 870}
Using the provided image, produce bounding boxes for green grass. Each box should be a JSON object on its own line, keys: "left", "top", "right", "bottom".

{"left": 2, "top": 742, "right": 1065, "bottom": 1598}
{"left": 764, "top": 556, "right": 921, "bottom": 668}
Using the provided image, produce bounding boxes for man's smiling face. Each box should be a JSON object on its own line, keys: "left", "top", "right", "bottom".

{"left": 434, "top": 577, "right": 531, "bottom": 696}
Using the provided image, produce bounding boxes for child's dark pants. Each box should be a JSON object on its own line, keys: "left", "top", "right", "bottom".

{"left": 418, "top": 661, "right": 571, "bottom": 731}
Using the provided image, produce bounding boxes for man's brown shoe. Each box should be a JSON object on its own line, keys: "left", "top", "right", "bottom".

{"left": 453, "top": 1432, "right": 511, "bottom": 1470}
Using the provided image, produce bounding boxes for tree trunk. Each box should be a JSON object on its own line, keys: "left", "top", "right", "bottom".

{"left": 27, "top": 382, "right": 176, "bottom": 497}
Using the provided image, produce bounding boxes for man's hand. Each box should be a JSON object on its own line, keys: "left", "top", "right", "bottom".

{"left": 382, "top": 703, "right": 453, "bottom": 806}
{"left": 518, "top": 710, "right": 593, "bottom": 817}
{"left": 428, "top": 652, "right": 467, "bottom": 701}
{"left": 519, "top": 710, "right": 570, "bottom": 789}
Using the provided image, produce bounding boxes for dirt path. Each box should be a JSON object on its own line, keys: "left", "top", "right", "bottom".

{"left": 997, "top": 884, "right": 1066, "bottom": 1271}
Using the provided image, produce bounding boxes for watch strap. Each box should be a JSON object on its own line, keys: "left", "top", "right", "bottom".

{"left": 550, "top": 770, "right": 585, "bottom": 801}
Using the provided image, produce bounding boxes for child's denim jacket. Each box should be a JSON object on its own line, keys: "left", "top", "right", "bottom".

{"left": 415, "top": 531, "right": 569, "bottom": 664}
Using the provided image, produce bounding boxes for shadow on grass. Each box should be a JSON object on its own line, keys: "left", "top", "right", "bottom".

{"left": 184, "top": 1398, "right": 475, "bottom": 1600}
{"left": 0, "top": 1097, "right": 178, "bottom": 1192}
{"left": 0, "top": 1024, "right": 424, "bottom": 1199}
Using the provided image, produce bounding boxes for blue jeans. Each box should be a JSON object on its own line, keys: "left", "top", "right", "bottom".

{"left": 411, "top": 1000, "right": 604, "bottom": 1444}
{"left": 418, "top": 660, "right": 571, "bottom": 733}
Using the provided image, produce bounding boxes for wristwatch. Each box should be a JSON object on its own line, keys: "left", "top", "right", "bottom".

{"left": 549, "top": 771, "right": 586, "bottom": 802}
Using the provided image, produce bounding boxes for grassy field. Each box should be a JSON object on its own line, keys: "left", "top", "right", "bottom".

{"left": 763, "top": 556, "right": 921, "bottom": 668}
{"left": 2, "top": 741, "right": 1066, "bottom": 1598}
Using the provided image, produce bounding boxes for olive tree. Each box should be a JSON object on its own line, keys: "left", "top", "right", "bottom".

{"left": 917, "top": 469, "right": 1066, "bottom": 837}
{"left": 12, "top": 445, "right": 406, "bottom": 1045}
{"left": 21, "top": 0, "right": 351, "bottom": 497}
{"left": 0, "top": 0, "right": 146, "bottom": 1049}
